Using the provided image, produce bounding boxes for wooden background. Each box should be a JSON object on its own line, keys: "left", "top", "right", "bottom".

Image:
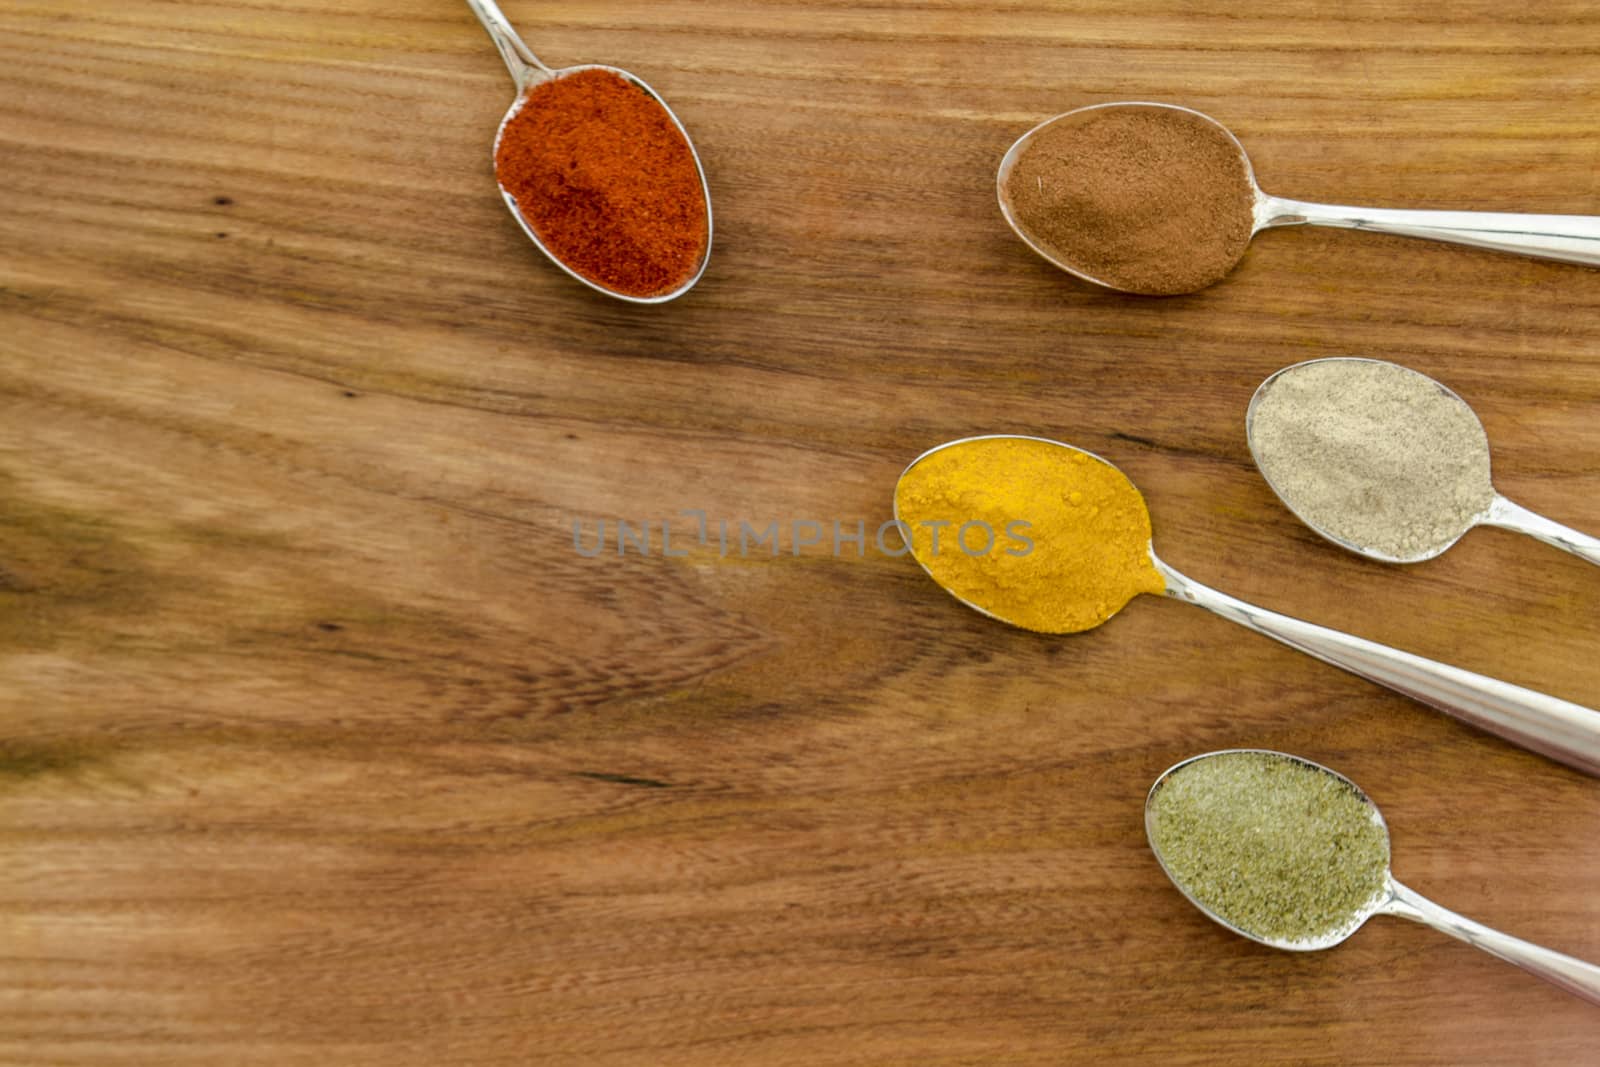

{"left": 2, "top": 1, "right": 1598, "bottom": 1062}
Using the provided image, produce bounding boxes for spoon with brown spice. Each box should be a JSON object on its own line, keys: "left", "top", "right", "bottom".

{"left": 996, "top": 102, "right": 1600, "bottom": 295}
{"left": 1147, "top": 749, "right": 1600, "bottom": 1004}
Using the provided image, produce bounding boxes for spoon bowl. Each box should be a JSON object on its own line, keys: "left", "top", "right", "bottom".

{"left": 893, "top": 435, "right": 1600, "bottom": 774}
{"left": 1247, "top": 358, "right": 1600, "bottom": 566}
{"left": 998, "top": 102, "right": 1600, "bottom": 294}
{"left": 892, "top": 434, "right": 1158, "bottom": 632}
{"left": 1147, "top": 749, "right": 1600, "bottom": 1002}
{"left": 1145, "top": 749, "right": 1391, "bottom": 952}
{"left": 996, "top": 102, "right": 1259, "bottom": 294}
{"left": 468, "top": 0, "right": 712, "bottom": 303}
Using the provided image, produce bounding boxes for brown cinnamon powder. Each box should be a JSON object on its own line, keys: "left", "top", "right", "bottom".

{"left": 1004, "top": 105, "right": 1256, "bottom": 295}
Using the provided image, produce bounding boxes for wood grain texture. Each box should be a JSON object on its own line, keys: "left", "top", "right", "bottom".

{"left": 2, "top": 1, "right": 1598, "bottom": 1063}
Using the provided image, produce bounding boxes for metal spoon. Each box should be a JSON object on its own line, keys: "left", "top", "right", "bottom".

{"left": 893, "top": 436, "right": 1600, "bottom": 775}
{"left": 1248, "top": 357, "right": 1600, "bottom": 566}
{"left": 1147, "top": 749, "right": 1600, "bottom": 1004}
{"left": 997, "top": 102, "right": 1600, "bottom": 294}
{"left": 465, "top": 0, "right": 712, "bottom": 303}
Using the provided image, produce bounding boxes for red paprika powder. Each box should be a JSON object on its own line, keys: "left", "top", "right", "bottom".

{"left": 494, "top": 68, "right": 709, "bottom": 299}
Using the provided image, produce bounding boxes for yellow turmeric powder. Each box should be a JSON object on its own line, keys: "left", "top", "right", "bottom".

{"left": 894, "top": 436, "right": 1166, "bottom": 634}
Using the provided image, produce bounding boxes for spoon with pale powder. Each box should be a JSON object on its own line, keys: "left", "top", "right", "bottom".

{"left": 1248, "top": 358, "right": 1600, "bottom": 566}
{"left": 997, "top": 102, "right": 1600, "bottom": 295}
{"left": 1147, "top": 749, "right": 1600, "bottom": 1003}
{"left": 895, "top": 436, "right": 1600, "bottom": 775}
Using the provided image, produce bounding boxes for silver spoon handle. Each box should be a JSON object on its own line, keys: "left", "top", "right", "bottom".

{"left": 1259, "top": 194, "right": 1600, "bottom": 267}
{"left": 465, "top": 0, "right": 550, "bottom": 88}
{"left": 1154, "top": 559, "right": 1600, "bottom": 776}
{"left": 1382, "top": 880, "right": 1600, "bottom": 1005}
{"left": 1480, "top": 494, "right": 1600, "bottom": 567}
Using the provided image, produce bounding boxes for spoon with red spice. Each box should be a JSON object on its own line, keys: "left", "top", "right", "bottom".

{"left": 997, "top": 102, "right": 1600, "bottom": 295}
{"left": 467, "top": 1, "right": 712, "bottom": 302}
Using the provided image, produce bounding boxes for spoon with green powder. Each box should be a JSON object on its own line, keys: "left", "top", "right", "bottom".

{"left": 893, "top": 436, "right": 1600, "bottom": 775}
{"left": 1146, "top": 749, "right": 1600, "bottom": 1004}
{"left": 997, "top": 102, "right": 1600, "bottom": 296}
{"left": 1248, "top": 357, "right": 1600, "bottom": 567}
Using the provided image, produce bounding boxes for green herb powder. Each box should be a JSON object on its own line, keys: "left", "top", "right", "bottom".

{"left": 1148, "top": 751, "right": 1389, "bottom": 944}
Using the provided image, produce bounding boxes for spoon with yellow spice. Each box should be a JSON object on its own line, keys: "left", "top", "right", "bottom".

{"left": 893, "top": 436, "right": 1600, "bottom": 776}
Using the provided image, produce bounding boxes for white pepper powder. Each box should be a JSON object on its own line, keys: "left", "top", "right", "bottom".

{"left": 1249, "top": 359, "right": 1494, "bottom": 560}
